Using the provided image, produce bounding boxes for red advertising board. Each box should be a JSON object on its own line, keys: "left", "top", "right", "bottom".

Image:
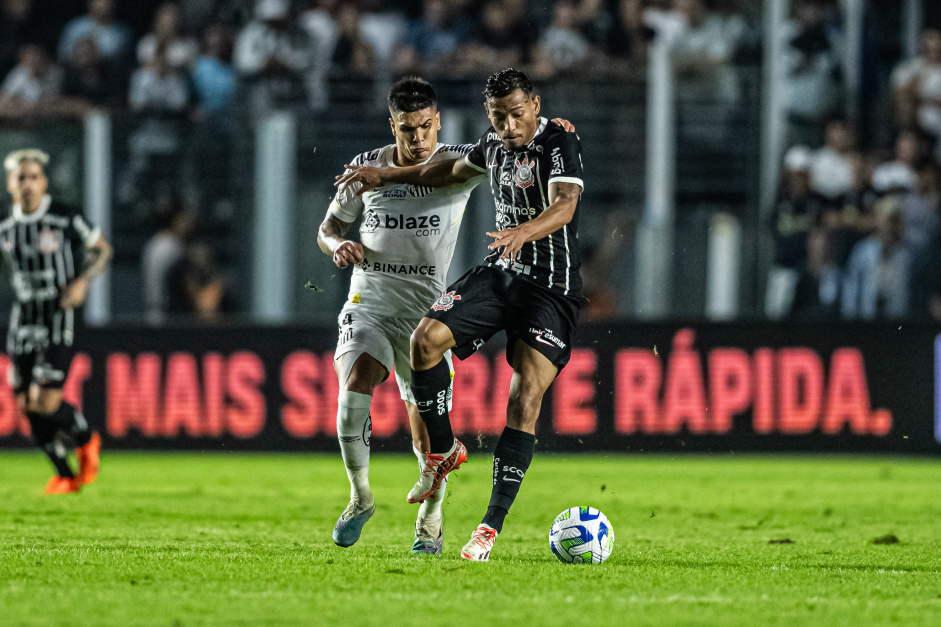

{"left": 0, "top": 322, "right": 936, "bottom": 453}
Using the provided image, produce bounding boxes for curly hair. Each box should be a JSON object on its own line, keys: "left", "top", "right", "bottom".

{"left": 483, "top": 68, "right": 534, "bottom": 99}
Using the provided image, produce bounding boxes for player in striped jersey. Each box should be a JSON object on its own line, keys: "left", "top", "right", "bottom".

{"left": 335, "top": 69, "right": 584, "bottom": 561}
{"left": 3, "top": 149, "right": 112, "bottom": 494}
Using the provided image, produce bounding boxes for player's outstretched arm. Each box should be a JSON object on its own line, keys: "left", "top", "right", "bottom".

{"left": 60, "top": 233, "right": 113, "bottom": 310}
{"left": 334, "top": 157, "right": 480, "bottom": 196}
{"left": 318, "top": 213, "right": 364, "bottom": 269}
{"left": 487, "top": 181, "right": 581, "bottom": 263}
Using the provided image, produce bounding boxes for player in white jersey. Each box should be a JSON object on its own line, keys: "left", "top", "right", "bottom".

{"left": 317, "top": 77, "right": 481, "bottom": 553}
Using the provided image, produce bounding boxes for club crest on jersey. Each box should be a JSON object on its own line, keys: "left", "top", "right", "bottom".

{"left": 38, "top": 229, "right": 60, "bottom": 253}
{"left": 432, "top": 291, "right": 461, "bottom": 311}
{"left": 361, "top": 210, "right": 380, "bottom": 233}
{"left": 514, "top": 157, "right": 535, "bottom": 189}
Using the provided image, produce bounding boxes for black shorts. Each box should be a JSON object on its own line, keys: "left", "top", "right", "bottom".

{"left": 8, "top": 342, "right": 75, "bottom": 395}
{"left": 427, "top": 265, "right": 580, "bottom": 370}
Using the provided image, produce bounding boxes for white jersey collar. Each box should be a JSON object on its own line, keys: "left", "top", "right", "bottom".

{"left": 388, "top": 143, "right": 444, "bottom": 169}
{"left": 13, "top": 194, "right": 51, "bottom": 223}
{"left": 524, "top": 117, "right": 549, "bottom": 147}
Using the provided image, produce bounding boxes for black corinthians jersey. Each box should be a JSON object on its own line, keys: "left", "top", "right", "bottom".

{"left": 0, "top": 195, "right": 100, "bottom": 353}
{"left": 465, "top": 117, "right": 584, "bottom": 298}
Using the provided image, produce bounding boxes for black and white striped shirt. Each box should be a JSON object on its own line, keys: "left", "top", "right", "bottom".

{"left": 465, "top": 117, "right": 584, "bottom": 298}
{"left": 0, "top": 195, "right": 100, "bottom": 353}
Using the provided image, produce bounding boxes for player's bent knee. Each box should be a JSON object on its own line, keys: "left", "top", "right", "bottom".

{"left": 30, "top": 388, "right": 63, "bottom": 415}
{"left": 409, "top": 321, "right": 452, "bottom": 370}
{"left": 409, "top": 333, "right": 441, "bottom": 370}
{"left": 340, "top": 353, "right": 388, "bottom": 395}
{"left": 343, "top": 376, "right": 377, "bottom": 395}
{"left": 36, "top": 398, "right": 61, "bottom": 415}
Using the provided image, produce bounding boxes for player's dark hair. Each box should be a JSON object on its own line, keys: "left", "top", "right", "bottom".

{"left": 388, "top": 76, "right": 437, "bottom": 113}
{"left": 483, "top": 68, "right": 534, "bottom": 100}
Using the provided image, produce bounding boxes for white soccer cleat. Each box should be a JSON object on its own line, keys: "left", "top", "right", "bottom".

{"left": 406, "top": 438, "right": 468, "bottom": 504}
{"left": 460, "top": 524, "right": 498, "bottom": 561}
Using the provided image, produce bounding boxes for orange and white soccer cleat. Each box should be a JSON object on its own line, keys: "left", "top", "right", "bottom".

{"left": 45, "top": 475, "right": 80, "bottom": 494}
{"left": 460, "top": 524, "right": 498, "bottom": 561}
{"left": 76, "top": 432, "right": 101, "bottom": 486}
{"left": 406, "top": 438, "right": 467, "bottom": 504}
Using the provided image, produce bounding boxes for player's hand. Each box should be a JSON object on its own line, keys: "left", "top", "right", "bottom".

{"left": 487, "top": 225, "right": 531, "bottom": 264}
{"left": 60, "top": 277, "right": 88, "bottom": 310}
{"left": 551, "top": 118, "right": 578, "bottom": 137}
{"left": 333, "top": 240, "right": 365, "bottom": 268}
{"left": 334, "top": 165, "right": 384, "bottom": 197}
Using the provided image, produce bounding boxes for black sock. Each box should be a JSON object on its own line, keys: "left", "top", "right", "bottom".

{"left": 27, "top": 411, "right": 74, "bottom": 478}
{"left": 411, "top": 360, "right": 454, "bottom": 453}
{"left": 481, "top": 427, "right": 536, "bottom": 533}
{"left": 53, "top": 402, "right": 91, "bottom": 447}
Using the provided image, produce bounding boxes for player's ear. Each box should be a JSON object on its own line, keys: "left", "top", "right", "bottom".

{"left": 532, "top": 95, "right": 541, "bottom": 115}
{"left": 435, "top": 111, "right": 441, "bottom": 130}
{"left": 388, "top": 116, "right": 396, "bottom": 137}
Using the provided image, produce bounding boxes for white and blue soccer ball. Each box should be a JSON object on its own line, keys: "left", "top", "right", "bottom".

{"left": 549, "top": 506, "right": 614, "bottom": 564}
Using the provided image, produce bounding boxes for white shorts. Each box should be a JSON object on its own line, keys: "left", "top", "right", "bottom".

{"left": 334, "top": 305, "right": 453, "bottom": 405}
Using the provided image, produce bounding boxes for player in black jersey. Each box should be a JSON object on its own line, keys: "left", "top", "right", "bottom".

{"left": 3, "top": 149, "right": 112, "bottom": 494}
{"left": 335, "top": 69, "right": 584, "bottom": 561}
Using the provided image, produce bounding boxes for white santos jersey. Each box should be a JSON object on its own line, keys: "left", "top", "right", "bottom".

{"left": 329, "top": 142, "right": 482, "bottom": 319}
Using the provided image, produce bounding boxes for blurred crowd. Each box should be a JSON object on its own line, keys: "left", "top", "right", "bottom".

{"left": 770, "top": 26, "right": 941, "bottom": 322}
{"left": 0, "top": 0, "right": 763, "bottom": 121}
{"left": 142, "top": 193, "right": 235, "bottom": 324}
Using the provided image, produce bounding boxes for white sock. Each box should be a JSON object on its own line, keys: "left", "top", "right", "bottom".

{"left": 414, "top": 445, "right": 446, "bottom": 521}
{"left": 338, "top": 390, "right": 373, "bottom": 503}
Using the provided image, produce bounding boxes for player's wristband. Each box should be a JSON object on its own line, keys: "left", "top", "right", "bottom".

{"left": 333, "top": 241, "right": 357, "bottom": 264}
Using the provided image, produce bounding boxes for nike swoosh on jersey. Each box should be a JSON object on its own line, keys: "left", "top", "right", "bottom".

{"left": 534, "top": 335, "right": 555, "bottom": 347}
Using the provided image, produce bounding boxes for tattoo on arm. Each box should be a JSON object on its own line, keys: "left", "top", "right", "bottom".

{"left": 324, "top": 215, "right": 351, "bottom": 239}
{"left": 548, "top": 181, "right": 581, "bottom": 206}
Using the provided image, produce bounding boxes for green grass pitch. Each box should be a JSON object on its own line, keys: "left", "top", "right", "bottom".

{"left": 1, "top": 450, "right": 940, "bottom": 626}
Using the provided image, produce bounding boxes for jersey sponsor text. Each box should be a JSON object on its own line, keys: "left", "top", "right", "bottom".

{"left": 368, "top": 262, "right": 437, "bottom": 276}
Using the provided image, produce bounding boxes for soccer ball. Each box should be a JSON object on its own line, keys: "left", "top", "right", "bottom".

{"left": 549, "top": 506, "right": 614, "bottom": 564}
